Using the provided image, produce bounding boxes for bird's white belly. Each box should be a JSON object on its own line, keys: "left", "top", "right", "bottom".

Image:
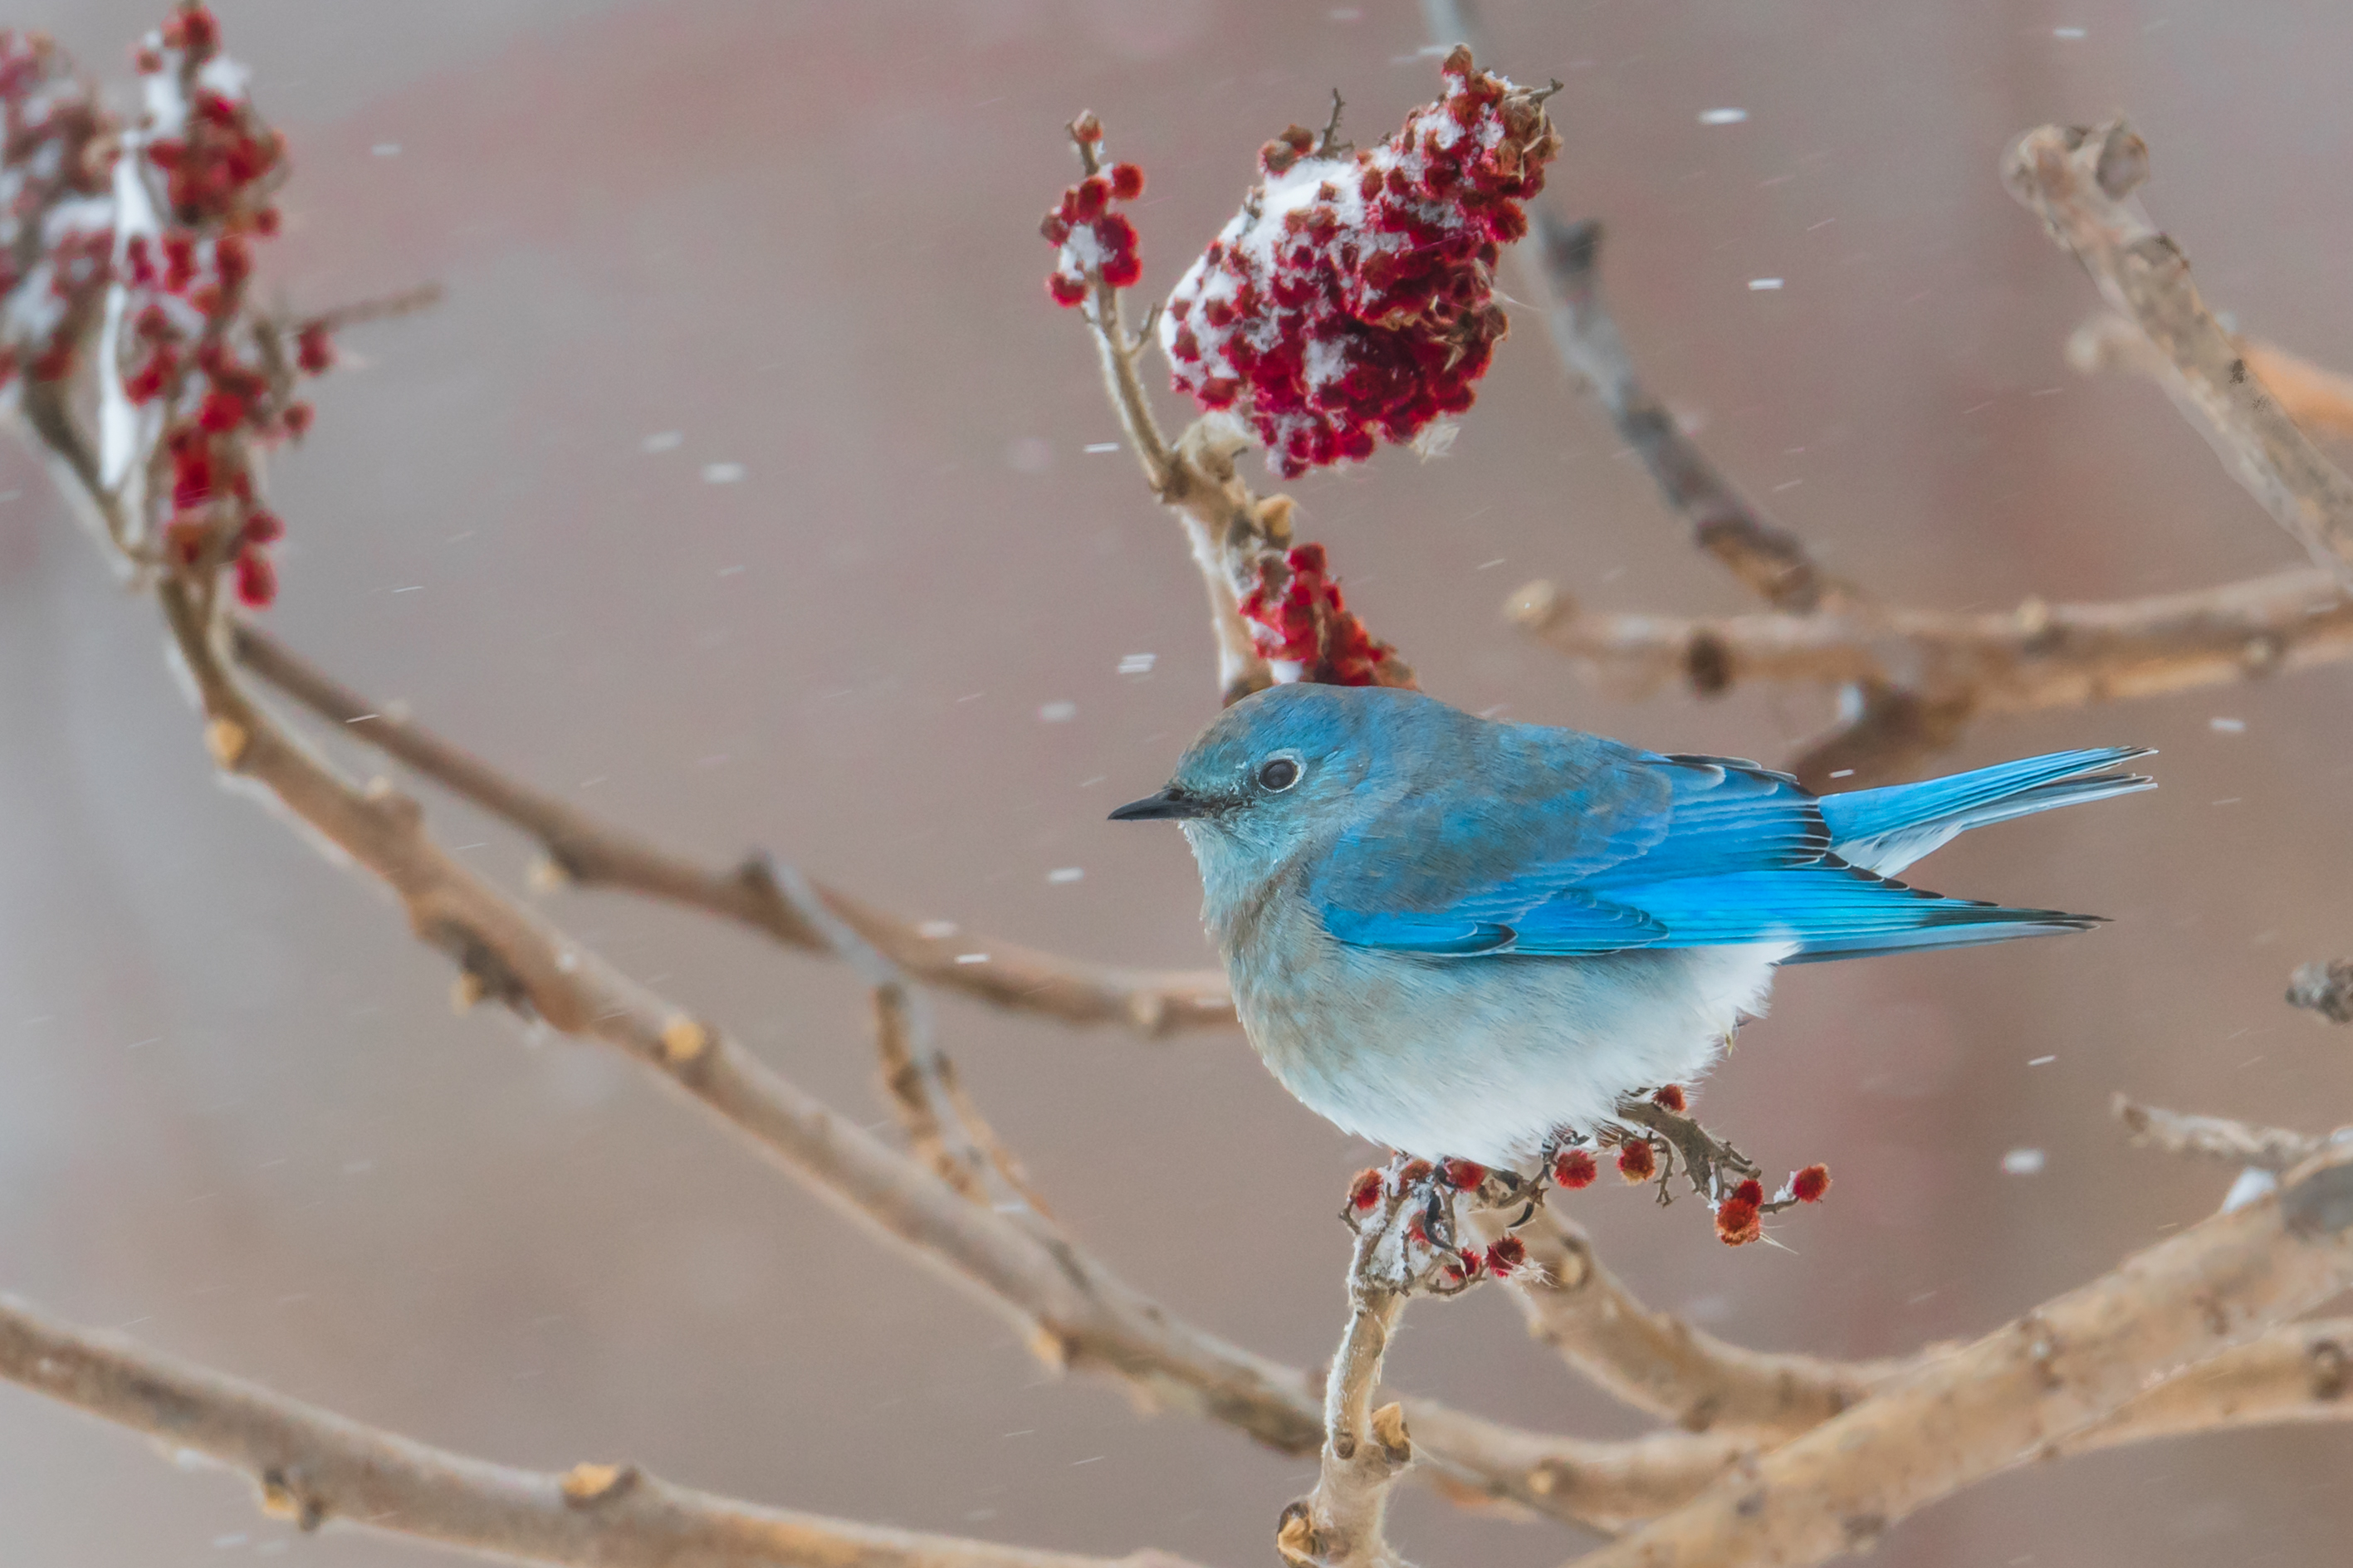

{"left": 1230, "top": 934, "right": 1791, "bottom": 1168}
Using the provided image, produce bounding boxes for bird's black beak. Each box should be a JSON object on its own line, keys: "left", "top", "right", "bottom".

{"left": 1108, "top": 786, "right": 1208, "bottom": 822}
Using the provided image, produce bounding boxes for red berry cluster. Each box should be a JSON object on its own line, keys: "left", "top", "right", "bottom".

{"left": 1041, "top": 113, "right": 1143, "bottom": 307}
{"left": 1714, "top": 1163, "right": 1832, "bottom": 1248}
{"left": 121, "top": 4, "right": 325, "bottom": 607}
{"left": 1237, "top": 542, "right": 1407, "bottom": 686}
{"left": 1160, "top": 47, "right": 1561, "bottom": 476}
{"left": 0, "top": 32, "right": 116, "bottom": 384}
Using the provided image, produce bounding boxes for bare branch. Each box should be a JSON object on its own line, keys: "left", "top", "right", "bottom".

{"left": 1508, "top": 1209, "right": 1906, "bottom": 1435}
{"left": 760, "top": 856, "right": 1052, "bottom": 1216}
{"left": 2114, "top": 1095, "right": 2331, "bottom": 1172}
{"left": 226, "top": 622, "right": 1236, "bottom": 1038}
{"left": 1281, "top": 1195, "right": 1416, "bottom": 1568}
{"left": 1509, "top": 567, "right": 2353, "bottom": 784}
{"left": 1563, "top": 1144, "right": 2353, "bottom": 1567}
{"left": 0, "top": 1292, "right": 1201, "bottom": 1568}
{"left": 2288, "top": 959, "right": 2353, "bottom": 1024}
{"left": 2004, "top": 120, "right": 2353, "bottom": 592}
{"left": 295, "top": 281, "right": 447, "bottom": 334}
{"left": 1522, "top": 213, "right": 1850, "bottom": 615}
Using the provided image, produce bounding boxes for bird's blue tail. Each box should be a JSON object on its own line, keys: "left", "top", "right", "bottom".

{"left": 1819, "top": 747, "right": 2155, "bottom": 877}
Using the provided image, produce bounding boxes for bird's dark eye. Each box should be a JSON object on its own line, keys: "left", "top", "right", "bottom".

{"left": 1257, "top": 757, "right": 1301, "bottom": 793}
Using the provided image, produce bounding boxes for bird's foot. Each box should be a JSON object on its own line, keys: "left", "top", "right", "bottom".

{"left": 1342, "top": 1155, "right": 1530, "bottom": 1295}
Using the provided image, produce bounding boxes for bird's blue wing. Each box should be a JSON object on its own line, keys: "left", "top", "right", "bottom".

{"left": 1313, "top": 742, "right": 2096, "bottom": 960}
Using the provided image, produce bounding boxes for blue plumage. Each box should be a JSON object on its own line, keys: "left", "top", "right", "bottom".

{"left": 1110, "top": 684, "right": 2150, "bottom": 1165}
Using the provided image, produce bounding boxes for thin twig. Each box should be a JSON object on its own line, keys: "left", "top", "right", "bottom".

{"left": 1563, "top": 1143, "right": 2353, "bottom": 1567}
{"left": 2004, "top": 120, "right": 2353, "bottom": 593}
{"left": 226, "top": 622, "right": 1237, "bottom": 1038}
{"left": 0, "top": 1292, "right": 1202, "bottom": 1568}
{"left": 1067, "top": 119, "right": 1277, "bottom": 705}
{"left": 761, "top": 855, "right": 1051, "bottom": 1216}
{"left": 296, "top": 281, "right": 446, "bottom": 333}
{"left": 2114, "top": 1095, "right": 2331, "bottom": 1173}
{"left": 1523, "top": 212, "right": 1850, "bottom": 615}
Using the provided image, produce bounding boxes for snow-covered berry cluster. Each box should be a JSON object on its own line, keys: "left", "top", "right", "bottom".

{"left": 2, "top": 6, "right": 338, "bottom": 609}
{"left": 1040, "top": 112, "right": 1142, "bottom": 307}
{"left": 1237, "top": 542, "right": 1407, "bottom": 686}
{"left": 1160, "top": 47, "right": 1560, "bottom": 476}
{"left": 0, "top": 32, "right": 116, "bottom": 385}
{"left": 125, "top": 4, "right": 326, "bottom": 607}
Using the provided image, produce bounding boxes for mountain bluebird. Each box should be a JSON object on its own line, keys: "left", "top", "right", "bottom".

{"left": 1112, "top": 683, "right": 2150, "bottom": 1169}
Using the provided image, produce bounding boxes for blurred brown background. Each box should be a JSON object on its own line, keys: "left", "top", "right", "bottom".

{"left": 3, "top": 1, "right": 2350, "bottom": 1563}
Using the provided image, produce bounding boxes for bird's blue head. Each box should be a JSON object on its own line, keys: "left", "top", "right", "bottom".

{"left": 1110, "top": 682, "right": 1439, "bottom": 866}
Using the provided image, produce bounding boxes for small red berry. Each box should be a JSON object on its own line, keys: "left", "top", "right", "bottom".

{"left": 1617, "top": 1141, "right": 1657, "bottom": 1183}
{"left": 1651, "top": 1084, "right": 1687, "bottom": 1113}
{"left": 1397, "top": 1159, "right": 1433, "bottom": 1186}
{"left": 232, "top": 546, "right": 276, "bottom": 608}
{"left": 1070, "top": 111, "right": 1103, "bottom": 144}
{"left": 296, "top": 322, "right": 335, "bottom": 376}
{"left": 1552, "top": 1148, "right": 1598, "bottom": 1189}
{"left": 178, "top": 5, "right": 222, "bottom": 57}
{"left": 1348, "top": 1168, "right": 1382, "bottom": 1212}
{"left": 213, "top": 232, "right": 251, "bottom": 289}
{"left": 1791, "top": 1164, "right": 1832, "bottom": 1204}
{"left": 1441, "top": 1159, "right": 1485, "bottom": 1191}
{"left": 1485, "top": 1235, "right": 1526, "bottom": 1277}
{"left": 196, "top": 388, "right": 246, "bottom": 432}
{"left": 1715, "top": 1196, "right": 1762, "bottom": 1247}
{"left": 1730, "top": 1178, "right": 1765, "bottom": 1207}
{"left": 281, "top": 401, "right": 314, "bottom": 437}
{"left": 1107, "top": 162, "right": 1144, "bottom": 200}
{"left": 1045, "top": 271, "right": 1087, "bottom": 307}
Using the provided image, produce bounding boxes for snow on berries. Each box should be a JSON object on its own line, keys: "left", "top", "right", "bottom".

{"left": 1158, "top": 47, "right": 1560, "bottom": 476}
{"left": 1236, "top": 542, "right": 1409, "bottom": 687}
{"left": 5, "top": 4, "right": 337, "bottom": 609}
{"left": 1041, "top": 112, "right": 1143, "bottom": 307}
